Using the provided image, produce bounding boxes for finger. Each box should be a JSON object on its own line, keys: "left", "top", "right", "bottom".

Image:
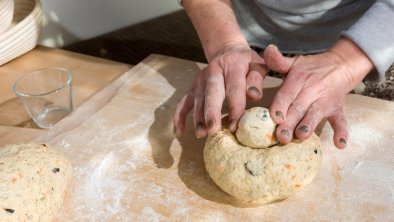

{"left": 276, "top": 97, "right": 316, "bottom": 143}
{"left": 327, "top": 113, "right": 348, "bottom": 149}
{"left": 193, "top": 95, "right": 207, "bottom": 138}
{"left": 225, "top": 64, "right": 248, "bottom": 132}
{"left": 205, "top": 71, "right": 225, "bottom": 136}
{"left": 275, "top": 124, "right": 294, "bottom": 144}
{"left": 294, "top": 101, "right": 325, "bottom": 141}
{"left": 193, "top": 76, "right": 207, "bottom": 139}
{"left": 173, "top": 93, "right": 194, "bottom": 137}
{"left": 281, "top": 82, "right": 324, "bottom": 140}
{"left": 263, "top": 44, "right": 295, "bottom": 74}
{"left": 246, "top": 62, "right": 267, "bottom": 101}
{"left": 269, "top": 73, "right": 304, "bottom": 124}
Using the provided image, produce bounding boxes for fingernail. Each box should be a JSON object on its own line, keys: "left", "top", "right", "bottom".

{"left": 298, "top": 125, "right": 309, "bottom": 133}
{"left": 267, "top": 44, "right": 277, "bottom": 49}
{"left": 281, "top": 129, "right": 291, "bottom": 140}
{"left": 247, "top": 86, "right": 261, "bottom": 98}
{"left": 339, "top": 138, "right": 347, "bottom": 145}
{"left": 275, "top": 111, "right": 284, "bottom": 121}
{"left": 229, "top": 119, "right": 237, "bottom": 132}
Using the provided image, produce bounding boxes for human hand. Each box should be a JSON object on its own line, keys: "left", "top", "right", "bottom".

{"left": 263, "top": 39, "right": 372, "bottom": 149}
{"left": 173, "top": 44, "right": 267, "bottom": 138}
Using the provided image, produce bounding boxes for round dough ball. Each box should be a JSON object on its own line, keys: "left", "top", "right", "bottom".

{"left": 204, "top": 113, "right": 322, "bottom": 204}
{"left": 0, "top": 143, "right": 72, "bottom": 222}
{"left": 236, "top": 107, "right": 278, "bottom": 148}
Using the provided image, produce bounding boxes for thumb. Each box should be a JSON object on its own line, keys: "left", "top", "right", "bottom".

{"left": 263, "top": 44, "right": 295, "bottom": 74}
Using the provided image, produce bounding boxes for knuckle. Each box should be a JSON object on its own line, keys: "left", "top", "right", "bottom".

{"left": 277, "top": 90, "right": 297, "bottom": 102}
{"left": 290, "top": 101, "right": 307, "bottom": 116}
{"left": 249, "top": 62, "right": 267, "bottom": 74}
{"left": 334, "top": 113, "right": 347, "bottom": 124}
{"left": 305, "top": 107, "right": 324, "bottom": 126}
{"left": 307, "top": 103, "right": 323, "bottom": 116}
{"left": 206, "top": 85, "right": 225, "bottom": 100}
{"left": 225, "top": 85, "right": 244, "bottom": 97}
{"left": 246, "top": 72, "right": 264, "bottom": 85}
{"left": 194, "top": 92, "right": 204, "bottom": 101}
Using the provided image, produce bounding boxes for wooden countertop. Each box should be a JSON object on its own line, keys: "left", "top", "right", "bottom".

{"left": 0, "top": 45, "right": 132, "bottom": 146}
{"left": 0, "top": 51, "right": 393, "bottom": 220}
{"left": 33, "top": 54, "right": 393, "bottom": 221}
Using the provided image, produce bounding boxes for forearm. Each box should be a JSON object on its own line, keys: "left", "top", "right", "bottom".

{"left": 329, "top": 37, "right": 373, "bottom": 92}
{"left": 341, "top": 0, "right": 394, "bottom": 83}
{"left": 182, "top": 0, "right": 248, "bottom": 61}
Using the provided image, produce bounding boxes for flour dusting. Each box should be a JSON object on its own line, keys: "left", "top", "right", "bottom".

{"left": 54, "top": 114, "right": 157, "bottom": 221}
{"left": 141, "top": 207, "right": 164, "bottom": 222}
{"left": 47, "top": 58, "right": 393, "bottom": 221}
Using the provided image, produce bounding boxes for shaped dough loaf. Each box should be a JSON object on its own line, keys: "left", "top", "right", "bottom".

{"left": 204, "top": 107, "right": 322, "bottom": 204}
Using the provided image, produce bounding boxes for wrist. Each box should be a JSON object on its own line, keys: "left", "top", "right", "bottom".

{"left": 182, "top": 0, "right": 249, "bottom": 62}
{"left": 328, "top": 37, "right": 373, "bottom": 89}
{"left": 207, "top": 41, "right": 250, "bottom": 62}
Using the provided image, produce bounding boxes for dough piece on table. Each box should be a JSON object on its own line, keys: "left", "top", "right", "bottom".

{"left": 204, "top": 108, "right": 322, "bottom": 204}
{"left": 0, "top": 143, "right": 72, "bottom": 222}
{"left": 236, "top": 107, "right": 278, "bottom": 148}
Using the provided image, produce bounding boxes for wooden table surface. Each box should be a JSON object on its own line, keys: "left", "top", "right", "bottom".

{"left": 0, "top": 46, "right": 132, "bottom": 146}
{"left": 32, "top": 55, "right": 393, "bottom": 221}
{"left": 0, "top": 47, "right": 393, "bottom": 220}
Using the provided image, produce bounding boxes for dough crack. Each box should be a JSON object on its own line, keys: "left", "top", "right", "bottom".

{"left": 244, "top": 161, "right": 262, "bottom": 176}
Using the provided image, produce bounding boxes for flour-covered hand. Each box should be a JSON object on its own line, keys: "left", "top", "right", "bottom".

{"left": 263, "top": 38, "right": 373, "bottom": 149}
{"left": 173, "top": 45, "right": 267, "bottom": 138}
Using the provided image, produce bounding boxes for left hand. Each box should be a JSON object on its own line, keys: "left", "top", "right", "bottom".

{"left": 263, "top": 38, "right": 373, "bottom": 149}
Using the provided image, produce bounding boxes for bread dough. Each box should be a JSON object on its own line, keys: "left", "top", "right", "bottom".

{"left": 0, "top": 143, "right": 72, "bottom": 222}
{"left": 204, "top": 107, "right": 322, "bottom": 204}
{"left": 236, "top": 107, "right": 278, "bottom": 148}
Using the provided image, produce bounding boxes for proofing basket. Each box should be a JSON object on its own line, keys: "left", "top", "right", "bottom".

{"left": 0, "top": 0, "right": 42, "bottom": 66}
{"left": 0, "top": 0, "right": 14, "bottom": 33}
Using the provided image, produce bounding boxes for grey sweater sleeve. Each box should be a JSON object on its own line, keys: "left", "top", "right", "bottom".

{"left": 342, "top": 0, "right": 394, "bottom": 83}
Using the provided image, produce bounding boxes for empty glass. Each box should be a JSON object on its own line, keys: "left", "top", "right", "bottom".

{"left": 13, "top": 67, "right": 73, "bottom": 129}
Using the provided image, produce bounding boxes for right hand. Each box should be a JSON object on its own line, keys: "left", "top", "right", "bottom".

{"left": 173, "top": 44, "right": 268, "bottom": 138}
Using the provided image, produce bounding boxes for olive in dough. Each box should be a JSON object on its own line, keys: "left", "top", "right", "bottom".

{"left": 0, "top": 143, "right": 72, "bottom": 222}
{"left": 236, "top": 107, "right": 278, "bottom": 148}
{"left": 204, "top": 108, "right": 322, "bottom": 204}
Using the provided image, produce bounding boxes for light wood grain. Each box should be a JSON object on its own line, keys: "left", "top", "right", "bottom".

{"left": 34, "top": 55, "right": 393, "bottom": 221}
{"left": 0, "top": 126, "right": 45, "bottom": 146}
{"left": 0, "top": 45, "right": 132, "bottom": 128}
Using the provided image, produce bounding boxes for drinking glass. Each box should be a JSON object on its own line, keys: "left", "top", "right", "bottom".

{"left": 13, "top": 67, "right": 73, "bottom": 128}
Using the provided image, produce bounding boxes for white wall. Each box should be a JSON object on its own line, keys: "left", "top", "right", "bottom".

{"left": 39, "top": 0, "right": 182, "bottom": 47}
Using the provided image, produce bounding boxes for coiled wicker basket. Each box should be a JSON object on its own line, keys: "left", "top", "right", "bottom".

{"left": 0, "top": 0, "right": 14, "bottom": 33}
{"left": 0, "top": 0, "right": 42, "bottom": 66}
